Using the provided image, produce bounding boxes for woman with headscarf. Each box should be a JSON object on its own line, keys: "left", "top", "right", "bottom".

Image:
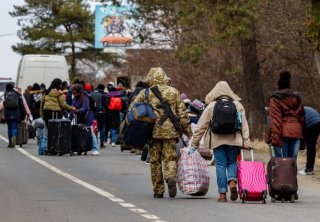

{"left": 191, "top": 81, "right": 251, "bottom": 202}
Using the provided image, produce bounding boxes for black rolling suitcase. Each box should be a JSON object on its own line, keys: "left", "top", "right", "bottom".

{"left": 72, "top": 124, "right": 93, "bottom": 155}
{"left": 267, "top": 146, "right": 298, "bottom": 202}
{"left": 16, "top": 120, "right": 28, "bottom": 147}
{"left": 47, "top": 113, "right": 72, "bottom": 156}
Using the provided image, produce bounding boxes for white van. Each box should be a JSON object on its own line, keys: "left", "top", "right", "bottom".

{"left": 16, "top": 54, "right": 69, "bottom": 91}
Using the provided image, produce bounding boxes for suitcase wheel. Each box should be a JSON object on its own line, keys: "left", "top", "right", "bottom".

{"left": 241, "top": 190, "right": 247, "bottom": 204}
{"left": 262, "top": 191, "right": 267, "bottom": 204}
{"left": 290, "top": 195, "right": 295, "bottom": 203}
{"left": 20, "top": 144, "right": 22, "bottom": 147}
{"left": 271, "top": 197, "right": 276, "bottom": 203}
{"left": 121, "top": 146, "right": 124, "bottom": 152}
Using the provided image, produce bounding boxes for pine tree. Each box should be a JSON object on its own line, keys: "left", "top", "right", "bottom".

{"left": 10, "top": 0, "right": 114, "bottom": 80}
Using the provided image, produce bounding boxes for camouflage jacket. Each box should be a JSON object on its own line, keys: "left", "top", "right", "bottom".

{"left": 133, "top": 68, "right": 192, "bottom": 139}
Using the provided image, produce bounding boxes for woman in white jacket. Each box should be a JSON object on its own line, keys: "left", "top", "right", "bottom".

{"left": 192, "top": 81, "right": 251, "bottom": 202}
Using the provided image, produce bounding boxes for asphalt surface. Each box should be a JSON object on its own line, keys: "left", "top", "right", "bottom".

{"left": 0, "top": 124, "right": 320, "bottom": 222}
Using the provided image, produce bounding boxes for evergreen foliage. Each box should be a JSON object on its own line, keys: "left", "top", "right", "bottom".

{"left": 10, "top": 0, "right": 116, "bottom": 80}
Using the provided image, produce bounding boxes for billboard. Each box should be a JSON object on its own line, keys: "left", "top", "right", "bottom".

{"left": 95, "top": 4, "right": 134, "bottom": 50}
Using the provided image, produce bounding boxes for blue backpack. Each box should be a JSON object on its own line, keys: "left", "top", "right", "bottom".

{"left": 123, "top": 89, "right": 156, "bottom": 149}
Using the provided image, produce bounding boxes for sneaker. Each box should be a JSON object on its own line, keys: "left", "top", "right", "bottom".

{"left": 298, "top": 169, "right": 314, "bottom": 176}
{"left": 167, "top": 178, "right": 177, "bottom": 198}
{"left": 91, "top": 150, "right": 100, "bottom": 156}
{"left": 100, "top": 144, "right": 106, "bottom": 149}
{"left": 111, "top": 142, "right": 115, "bottom": 147}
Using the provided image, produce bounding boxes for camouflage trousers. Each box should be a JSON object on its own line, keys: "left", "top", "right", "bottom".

{"left": 149, "top": 139, "right": 177, "bottom": 194}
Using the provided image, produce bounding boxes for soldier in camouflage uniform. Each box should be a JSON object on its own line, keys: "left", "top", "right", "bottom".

{"left": 134, "top": 67, "right": 192, "bottom": 198}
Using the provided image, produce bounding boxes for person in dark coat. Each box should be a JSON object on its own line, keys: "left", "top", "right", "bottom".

{"left": 105, "top": 86, "right": 122, "bottom": 147}
{"left": 3, "top": 83, "right": 25, "bottom": 148}
{"left": 298, "top": 106, "right": 320, "bottom": 175}
{"left": 92, "top": 84, "right": 108, "bottom": 148}
{"left": 30, "top": 83, "right": 44, "bottom": 120}
{"left": 70, "top": 84, "right": 99, "bottom": 155}
{"left": 268, "top": 71, "right": 305, "bottom": 160}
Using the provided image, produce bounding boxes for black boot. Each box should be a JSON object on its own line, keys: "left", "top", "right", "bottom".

{"left": 167, "top": 178, "right": 177, "bottom": 198}
{"left": 153, "top": 193, "right": 164, "bottom": 198}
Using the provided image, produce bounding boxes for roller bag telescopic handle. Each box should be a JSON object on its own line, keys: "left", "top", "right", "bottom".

{"left": 268, "top": 145, "right": 283, "bottom": 158}
{"left": 240, "top": 147, "right": 254, "bottom": 161}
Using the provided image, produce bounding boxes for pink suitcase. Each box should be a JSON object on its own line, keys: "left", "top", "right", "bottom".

{"left": 237, "top": 148, "right": 268, "bottom": 204}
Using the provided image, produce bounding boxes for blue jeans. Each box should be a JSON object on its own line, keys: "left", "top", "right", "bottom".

{"left": 273, "top": 138, "right": 300, "bottom": 160}
{"left": 7, "top": 119, "right": 18, "bottom": 145}
{"left": 214, "top": 145, "right": 239, "bottom": 193}
{"left": 38, "top": 127, "right": 48, "bottom": 155}
{"left": 107, "top": 128, "right": 118, "bottom": 143}
{"left": 90, "top": 126, "right": 98, "bottom": 152}
{"left": 99, "top": 127, "right": 106, "bottom": 145}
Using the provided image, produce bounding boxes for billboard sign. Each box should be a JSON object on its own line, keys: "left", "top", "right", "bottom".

{"left": 95, "top": 4, "right": 134, "bottom": 50}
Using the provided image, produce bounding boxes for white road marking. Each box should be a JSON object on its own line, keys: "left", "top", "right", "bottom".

{"left": 119, "top": 203, "right": 136, "bottom": 208}
{"left": 0, "top": 134, "right": 167, "bottom": 222}
{"left": 130, "top": 209, "right": 147, "bottom": 213}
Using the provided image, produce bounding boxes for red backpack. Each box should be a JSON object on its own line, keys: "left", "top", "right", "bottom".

{"left": 108, "top": 97, "right": 122, "bottom": 111}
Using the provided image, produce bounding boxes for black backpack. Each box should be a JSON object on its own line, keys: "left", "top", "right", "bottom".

{"left": 211, "top": 97, "right": 237, "bottom": 134}
{"left": 4, "top": 91, "right": 19, "bottom": 109}
{"left": 91, "top": 90, "right": 103, "bottom": 111}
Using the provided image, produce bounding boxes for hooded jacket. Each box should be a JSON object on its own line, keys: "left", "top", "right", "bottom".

{"left": 40, "top": 89, "right": 74, "bottom": 117}
{"left": 192, "top": 81, "right": 250, "bottom": 149}
{"left": 268, "top": 89, "right": 305, "bottom": 147}
{"left": 133, "top": 67, "right": 192, "bottom": 139}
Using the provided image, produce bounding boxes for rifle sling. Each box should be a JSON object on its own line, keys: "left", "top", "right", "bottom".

{"left": 150, "top": 86, "right": 181, "bottom": 132}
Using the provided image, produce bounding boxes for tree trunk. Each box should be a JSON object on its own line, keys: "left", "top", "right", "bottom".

{"left": 70, "top": 43, "right": 77, "bottom": 82}
{"left": 314, "top": 52, "right": 320, "bottom": 76}
{"left": 240, "top": 34, "right": 266, "bottom": 140}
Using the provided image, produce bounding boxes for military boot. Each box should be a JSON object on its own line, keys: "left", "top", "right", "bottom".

{"left": 167, "top": 178, "right": 177, "bottom": 198}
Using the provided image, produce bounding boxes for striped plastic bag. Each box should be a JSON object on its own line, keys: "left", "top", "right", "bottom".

{"left": 177, "top": 147, "right": 210, "bottom": 196}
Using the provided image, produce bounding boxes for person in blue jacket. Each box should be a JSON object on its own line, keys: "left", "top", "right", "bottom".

{"left": 299, "top": 106, "right": 320, "bottom": 175}
{"left": 70, "top": 84, "right": 99, "bottom": 155}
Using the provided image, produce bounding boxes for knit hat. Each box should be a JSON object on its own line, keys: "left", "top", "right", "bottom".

{"left": 277, "top": 71, "right": 291, "bottom": 90}
{"left": 84, "top": 83, "right": 92, "bottom": 92}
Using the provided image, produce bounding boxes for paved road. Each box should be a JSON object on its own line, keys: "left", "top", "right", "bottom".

{"left": 0, "top": 124, "right": 320, "bottom": 222}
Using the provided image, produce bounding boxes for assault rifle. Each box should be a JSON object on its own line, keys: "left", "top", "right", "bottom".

{"left": 150, "top": 86, "right": 187, "bottom": 146}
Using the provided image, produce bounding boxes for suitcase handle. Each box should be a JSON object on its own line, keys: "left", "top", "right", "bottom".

{"left": 268, "top": 145, "right": 283, "bottom": 158}
{"left": 240, "top": 146, "right": 254, "bottom": 161}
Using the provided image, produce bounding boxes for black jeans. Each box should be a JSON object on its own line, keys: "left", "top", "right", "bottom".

{"left": 305, "top": 123, "right": 320, "bottom": 170}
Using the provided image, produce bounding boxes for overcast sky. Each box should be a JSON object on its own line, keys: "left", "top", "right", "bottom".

{"left": 0, "top": 0, "right": 25, "bottom": 80}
